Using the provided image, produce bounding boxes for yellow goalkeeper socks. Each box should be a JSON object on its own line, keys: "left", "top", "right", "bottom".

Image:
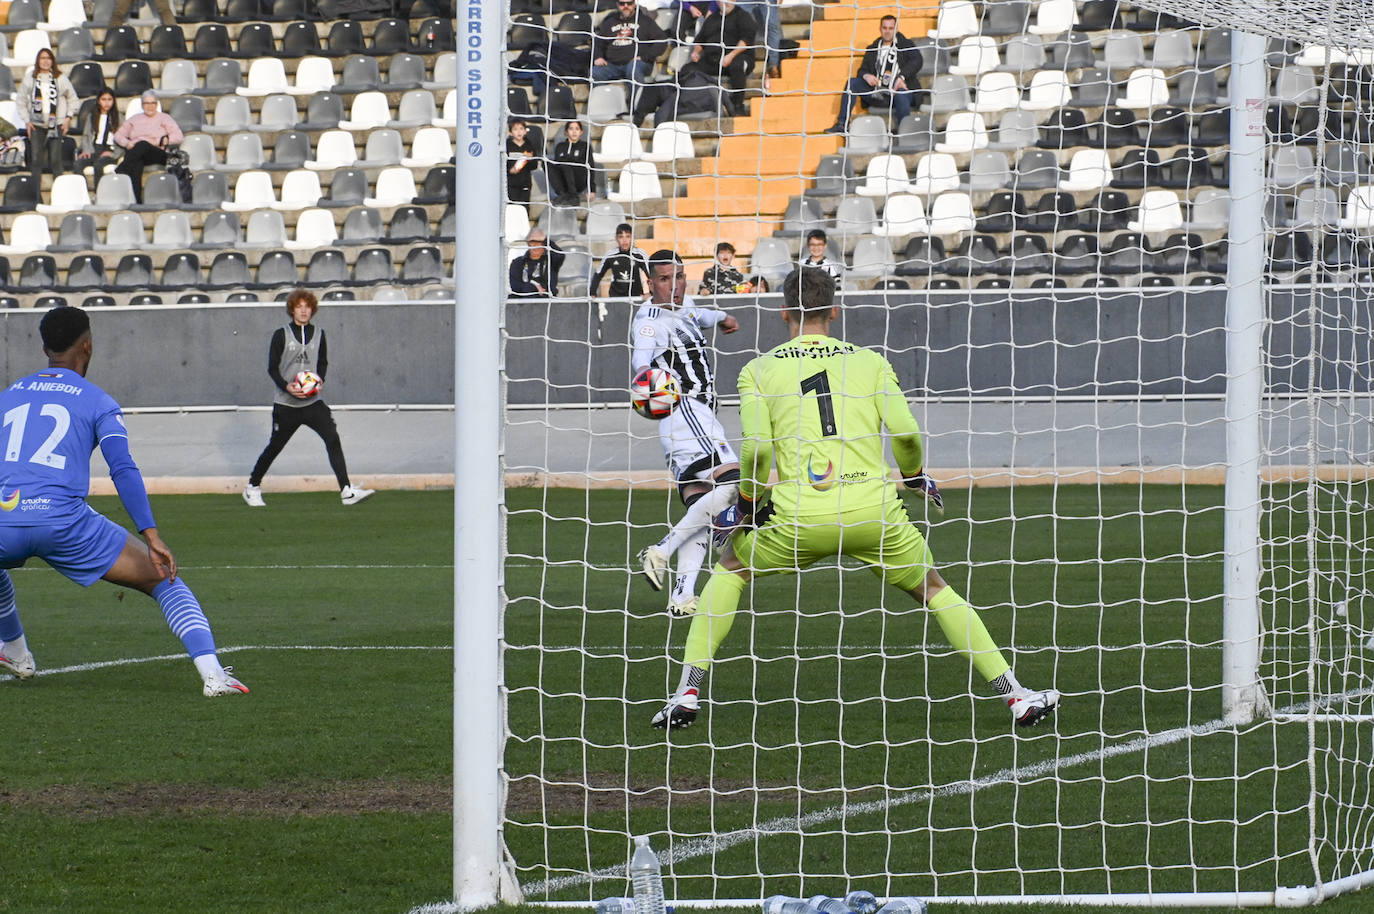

{"left": 927, "top": 585, "right": 1012, "bottom": 684}
{"left": 682, "top": 565, "right": 747, "bottom": 669}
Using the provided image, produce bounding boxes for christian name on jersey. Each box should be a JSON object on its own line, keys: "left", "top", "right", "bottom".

{"left": 772, "top": 341, "right": 857, "bottom": 360}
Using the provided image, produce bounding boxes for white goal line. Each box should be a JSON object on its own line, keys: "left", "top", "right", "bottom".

{"left": 0, "top": 644, "right": 449, "bottom": 680}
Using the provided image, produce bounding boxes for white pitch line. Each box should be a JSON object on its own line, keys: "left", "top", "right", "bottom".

{"left": 7, "top": 644, "right": 450, "bottom": 679}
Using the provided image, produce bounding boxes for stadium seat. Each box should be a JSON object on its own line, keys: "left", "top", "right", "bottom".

{"left": 289, "top": 56, "right": 334, "bottom": 96}
{"left": 304, "top": 249, "right": 349, "bottom": 286}
{"left": 1069, "top": 67, "right": 1114, "bottom": 109}
{"left": 54, "top": 25, "right": 94, "bottom": 63}
{"left": 167, "top": 94, "right": 206, "bottom": 133}
{"left": 892, "top": 113, "right": 936, "bottom": 154}
{"left": 1059, "top": 150, "right": 1113, "bottom": 191}
{"left": 62, "top": 254, "right": 106, "bottom": 291}
{"left": 286, "top": 207, "right": 338, "bottom": 250}
{"left": 872, "top": 194, "right": 926, "bottom": 237}
{"left": 65, "top": 60, "right": 103, "bottom": 98}
{"left": 1171, "top": 70, "right": 1220, "bottom": 107}
{"left": 1103, "top": 33, "right": 1145, "bottom": 73}
{"left": 848, "top": 236, "right": 895, "bottom": 281}
{"left": 49, "top": 212, "right": 96, "bottom": 252}
{"left": 1021, "top": 71, "right": 1072, "bottom": 111}
{"left": 38, "top": 0, "right": 87, "bottom": 31}
{"left": 432, "top": 90, "right": 458, "bottom": 128}
{"left": 191, "top": 58, "right": 241, "bottom": 97}
{"left": 238, "top": 57, "right": 288, "bottom": 97}
{"left": 15, "top": 254, "right": 57, "bottom": 290}
{"left": 983, "top": 0, "right": 1029, "bottom": 36}
{"left": 895, "top": 235, "right": 946, "bottom": 275}
{"left": 908, "top": 152, "right": 960, "bottom": 195}
{"left": 841, "top": 115, "right": 888, "bottom": 155}
{"left": 1338, "top": 186, "right": 1374, "bottom": 230}
{"left": 643, "top": 122, "right": 693, "bottom": 163}
{"left": 151, "top": 210, "right": 196, "bottom": 248}
{"left": 946, "top": 234, "right": 1001, "bottom": 275}
{"left": 928, "top": 0, "right": 978, "bottom": 39}
{"left": 1037, "top": 108, "right": 1091, "bottom": 149}
{"left": 391, "top": 90, "right": 436, "bottom": 128}
{"left": 1121, "top": 68, "right": 1170, "bottom": 109}
{"left": 934, "top": 111, "right": 988, "bottom": 153}
{"left": 371, "top": 18, "right": 412, "bottom": 54}
{"left": 385, "top": 53, "right": 427, "bottom": 91}
{"left": 267, "top": 130, "right": 312, "bottom": 171}
{"left": 205, "top": 94, "right": 251, "bottom": 133}
{"left": 324, "top": 20, "right": 365, "bottom": 57}
{"left": 190, "top": 23, "right": 233, "bottom": 59}
{"left": 113, "top": 254, "right": 155, "bottom": 290}
{"left": 365, "top": 166, "right": 419, "bottom": 207}
{"left": 1324, "top": 145, "right": 1370, "bottom": 187}
{"left": 970, "top": 72, "right": 1021, "bottom": 115}
{"left": 963, "top": 150, "right": 1011, "bottom": 191}
{"left": 36, "top": 174, "right": 92, "bottom": 214}
{"left": 255, "top": 93, "right": 300, "bottom": 132}
{"left": 1077, "top": 0, "right": 1122, "bottom": 30}
{"left": 1000, "top": 34, "right": 1045, "bottom": 75}
{"left": 1154, "top": 232, "right": 1207, "bottom": 274}
{"left": 585, "top": 84, "right": 628, "bottom": 123}
{"left": 206, "top": 250, "right": 252, "bottom": 288}
{"left": 340, "top": 206, "right": 384, "bottom": 245}
{"left": 190, "top": 210, "right": 236, "bottom": 249}
{"left": 281, "top": 21, "right": 321, "bottom": 57}
{"left": 1029, "top": 0, "right": 1077, "bottom": 35}
{"left": 273, "top": 169, "right": 321, "bottom": 210}
{"left": 927, "top": 74, "right": 971, "bottom": 113}
{"left": 401, "top": 246, "right": 445, "bottom": 284}
{"left": 949, "top": 36, "right": 1000, "bottom": 77}
{"left": 386, "top": 205, "right": 431, "bottom": 243}
{"left": 1000, "top": 235, "right": 1052, "bottom": 275}
{"left": 320, "top": 167, "right": 370, "bottom": 208}
{"left": 240, "top": 209, "right": 286, "bottom": 248}
{"left": 95, "top": 24, "right": 140, "bottom": 60}
{"left": 1088, "top": 190, "right": 1134, "bottom": 230}
{"left": 834, "top": 197, "right": 878, "bottom": 244}
{"left": 158, "top": 253, "right": 202, "bottom": 289}
{"left": 88, "top": 173, "right": 136, "bottom": 211}
{"left": 4, "top": 30, "right": 51, "bottom": 68}
{"left": 592, "top": 122, "right": 643, "bottom": 164}
{"left": 1100, "top": 233, "right": 1154, "bottom": 274}
{"left": 1112, "top": 149, "right": 1160, "bottom": 188}
{"left": 775, "top": 196, "right": 824, "bottom": 238}
{"left": 1127, "top": 190, "right": 1185, "bottom": 233}
{"left": 747, "top": 237, "right": 793, "bottom": 287}
{"left": 306, "top": 130, "right": 358, "bottom": 171}
{"left": 217, "top": 131, "right": 265, "bottom": 171}
{"left": 989, "top": 109, "right": 1038, "bottom": 150}
{"left": 857, "top": 154, "right": 915, "bottom": 196}
{"left": 606, "top": 161, "right": 662, "bottom": 203}
{"left": 357, "top": 129, "right": 404, "bottom": 168}
{"left": 806, "top": 155, "right": 855, "bottom": 197}
{"left": 253, "top": 249, "right": 298, "bottom": 288}
{"left": 424, "top": 52, "right": 458, "bottom": 92}
{"left": 1184, "top": 188, "right": 1230, "bottom": 230}
{"left": 977, "top": 191, "right": 1026, "bottom": 233}
{"left": 134, "top": 172, "right": 185, "bottom": 211}
{"left": 334, "top": 55, "right": 381, "bottom": 93}
{"left": 1013, "top": 149, "right": 1060, "bottom": 190}
{"left": 222, "top": 170, "right": 277, "bottom": 211}
{"left": 1054, "top": 234, "right": 1099, "bottom": 274}
{"left": 0, "top": 213, "right": 52, "bottom": 254}
{"left": 1144, "top": 106, "right": 1190, "bottom": 148}
{"left": 400, "top": 127, "right": 453, "bottom": 168}
{"left": 1024, "top": 190, "right": 1079, "bottom": 232}
{"left": 1050, "top": 31, "right": 1096, "bottom": 71}
{"left": 298, "top": 91, "right": 345, "bottom": 130}
{"left": 925, "top": 193, "right": 976, "bottom": 235}
{"left": 112, "top": 59, "right": 152, "bottom": 98}
{"left": 352, "top": 247, "right": 396, "bottom": 284}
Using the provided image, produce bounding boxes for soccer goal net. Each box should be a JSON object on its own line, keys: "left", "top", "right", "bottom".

{"left": 459, "top": 0, "right": 1374, "bottom": 907}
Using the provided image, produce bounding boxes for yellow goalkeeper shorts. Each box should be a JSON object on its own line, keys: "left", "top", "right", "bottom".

{"left": 733, "top": 498, "right": 935, "bottom": 592}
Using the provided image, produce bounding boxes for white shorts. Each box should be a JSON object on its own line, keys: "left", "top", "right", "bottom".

{"left": 659, "top": 396, "right": 737, "bottom": 484}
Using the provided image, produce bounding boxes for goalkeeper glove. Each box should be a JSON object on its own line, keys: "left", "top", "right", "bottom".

{"left": 712, "top": 494, "right": 763, "bottom": 548}
{"left": 903, "top": 472, "right": 944, "bottom": 514}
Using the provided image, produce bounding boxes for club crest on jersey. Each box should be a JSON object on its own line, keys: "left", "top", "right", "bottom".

{"left": 807, "top": 456, "right": 835, "bottom": 490}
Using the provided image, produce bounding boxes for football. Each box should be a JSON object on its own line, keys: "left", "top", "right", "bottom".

{"left": 630, "top": 367, "right": 679, "bottom": 420}
{"left": 294, "top": 370, "right": 322, "bottom": 397}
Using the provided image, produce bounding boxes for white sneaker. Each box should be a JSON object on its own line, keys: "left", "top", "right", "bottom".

{"left": 0, "top": 648, "right": 36, "bottom": 680}
{"left": 637, "top": 545, "right": 669, "bottom": 591}
{"left": 650, "top": 688, "right": 699, "bottom": 729}
{"left": 1008, "top": 687, "right": 1060, "bottom": 728}
{"left": 341, "top": 485, "right": 375, "bottom": 506}
{"left": 203, "top": 667, "right": 249, "bottom": 697}
{"left": 242, "top": 484, "right": 265, "bottom": 507}
{"left": 668, "top": 594, "right": 698, "bottom": 617}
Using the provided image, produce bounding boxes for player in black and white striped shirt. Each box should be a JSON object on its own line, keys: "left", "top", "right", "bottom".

{"left": 631, "top": 250, "right": 741, "bottom": 616}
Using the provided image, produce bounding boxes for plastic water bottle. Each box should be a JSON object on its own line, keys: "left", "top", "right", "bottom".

{"left": 843, "top": 891, "right": 879, "bottom": 914}
{"left": 629, "top": 836, "right": 666, "bottom": 914}
{"left": 597, "top": 898, "right": 636, "bottom": 914}
{"left": 806, "top": 895, "right": 851, "bottom": 914}
{"left": 762, "top": 896, "right": 822, "bottom": 914}
{"left": 876, "top": 898, "right": 927, "bottom": 914}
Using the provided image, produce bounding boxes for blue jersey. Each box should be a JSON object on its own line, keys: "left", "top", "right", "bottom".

{"left": 0, "top": 367, "right": 144, "bottom": 528}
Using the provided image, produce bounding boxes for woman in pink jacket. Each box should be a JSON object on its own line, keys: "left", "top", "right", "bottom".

{"left": 112, "top": 90, "right": 183, "bottom": 203}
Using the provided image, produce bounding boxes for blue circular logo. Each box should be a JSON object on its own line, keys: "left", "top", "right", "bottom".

{"left": 469, "top": 142, "right": 482, "bottom": 157}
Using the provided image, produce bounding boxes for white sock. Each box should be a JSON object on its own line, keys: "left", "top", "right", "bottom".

{"left": 671, "top": 528, "right": 711, "bottom": 601}
{"left": 193, "top": 654, "right": 226, "bottom": 682}
{"left": 2, "top": 634, "right": 29, "bottom": 659}
{"left": 658, "top": 483, "right": 738, "bottom": 555}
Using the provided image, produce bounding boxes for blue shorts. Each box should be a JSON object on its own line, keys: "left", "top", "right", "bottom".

{"left": 0, "top": 507, "right": 130, "bottom": 586}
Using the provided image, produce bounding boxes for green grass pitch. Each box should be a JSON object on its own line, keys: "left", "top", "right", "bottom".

{"left": 4, "top": 487, "right": 1372, "bottom": 914}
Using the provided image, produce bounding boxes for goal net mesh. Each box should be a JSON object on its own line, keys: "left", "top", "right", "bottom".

{"left": 497, "top": 0, "right": 1374, "bottom": 904}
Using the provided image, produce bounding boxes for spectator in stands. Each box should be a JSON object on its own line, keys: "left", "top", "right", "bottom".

{"left": 592, "top": 0, "right": 670, "bottom": 90}
{"left": 736, "top": 0, "right": 782, "bottom": 84}
{"left": 112, "top": 90, "right": 183, "bottom": 204}
{"left": 699, "top": 242, "right": 754, "bottom": 294}
{"left": 801, "top": 229, "right": 843, "bottom": 287}
{"left": 509, "top": 230, "right": 567, "bottom": 298}
{"left": 673, "top": 0, "right": 718, "bottom": 40}
{"left": 547, "top": 120, "right": 594, "bottom": 207}
{"left": 506, "top": 118, "right": 540, "bottom": 206}
{"left": 19, "top": 49, "right": 79, "bottom": 182}
{"left": 823, "top": 15, "right": 923, "bottom": 135}
{"left": 75, "top": 89, "right": 122, "bottom": 181}
{"left": 592, "top": 223, "right": 651, "bottom": 298}
{"left": 684, "top": 0, "right": 756, "bottom": 116}
{"left": 108, "top": 0, "right": 175, "bottom": 28}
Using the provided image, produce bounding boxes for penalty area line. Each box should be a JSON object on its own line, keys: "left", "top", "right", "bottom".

{"left": 6, "top": 644, "right": 451, "bottom": 679}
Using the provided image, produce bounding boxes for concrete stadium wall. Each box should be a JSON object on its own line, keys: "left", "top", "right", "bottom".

{"left": 0, "top": 302, "right": 456, "bottom": 408}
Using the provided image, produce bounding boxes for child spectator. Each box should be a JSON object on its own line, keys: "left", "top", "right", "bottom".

{"left": 698, "top": 242, "right": 754, "bottom": 294}
{"left": 547, "top": 120, "right": 593, "bottom": 207}
{"left": 506, "top": 119, "right": 540, "bottom": 206}
{"left": 591, "top": 223, "right": 651, "bottom": 298}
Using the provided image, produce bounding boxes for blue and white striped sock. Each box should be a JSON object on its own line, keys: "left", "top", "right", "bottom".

{"left": 0, "top": 569, "right": 25, "bottom": 652}
{"left": 152, "top": 578, "right": 218, "bottom": 660}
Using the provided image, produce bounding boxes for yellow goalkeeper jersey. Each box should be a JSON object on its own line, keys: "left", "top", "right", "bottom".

{"left": 737, "top": 333, "right": 925, "bottom": 517}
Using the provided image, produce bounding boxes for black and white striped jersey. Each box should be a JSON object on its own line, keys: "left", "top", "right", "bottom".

{"left": 630, "top": 297, "right": 729, "bottom": 411}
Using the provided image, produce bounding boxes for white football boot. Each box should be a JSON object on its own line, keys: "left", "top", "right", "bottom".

{"left": 203, "top": 667, "right": 250, "bottom": 697}
{"left": 637, "top": 546, "right": 670, "bottom": 592}
{"left": 242, "top": 485, "right": 266, "bottom": 507}
{"left": 341, "top": 485, "right": 375, "bottom": 506}
{"left": 650, "top": 688, "right": 700, "bottom": 730}
{"left": 1008, "top": 687, "right": 1060, "bottom": 728}
{"left": 0, "top": 647, "right": 36, "bottom": 680}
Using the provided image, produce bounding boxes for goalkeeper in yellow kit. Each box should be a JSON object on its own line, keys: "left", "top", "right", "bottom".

{"left": 651, "top": 267, "right": 1061, "bottom": 730}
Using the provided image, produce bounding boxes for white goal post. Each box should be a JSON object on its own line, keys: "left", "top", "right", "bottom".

{"left": 444, "top": 0, "right": 1374, "bottom": 908}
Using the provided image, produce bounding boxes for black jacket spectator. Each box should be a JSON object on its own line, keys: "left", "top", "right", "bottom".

{"left": 509, "top": 238, "right": 566, "bottom": 297}
{"left": 593, "top": 8, "right": 670, "bottom": 66}
{"left": 592, "top": 247, "right": 651, "bottom": 298}
{"left": 857, "top": 31, "right": 922, "bottom": 89}
{"left": 693, "top": 4, "right": 755, "bottom": 72}
{"left": 548, "top": 131, "right": 593, "bottom": 204}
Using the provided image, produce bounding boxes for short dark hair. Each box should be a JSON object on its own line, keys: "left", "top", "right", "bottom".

{"left": 715, "top": 242, "right": 735, "bottom": 255}
{"left": 647, "top": 249, "right": 682, "bottom": 269}
{"left": 508, "top": 118, "right": 527, "bottom": 129}
{"left": 615, "top": 223, "right": 633, "bottom": 235}
{"left": 880, "top": 14, "right": 896, "bottom": 25}
{"left": 40, "top": 306, "right": 91, "bottom": 354}
{"left": 806, "top": 229, "right": 828, "bottom": 243}
{"left": 782, "top": 268, "right": 835, "bottom": 321}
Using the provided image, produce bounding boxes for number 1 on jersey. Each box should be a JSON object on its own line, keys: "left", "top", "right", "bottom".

{"left": 801, "top": 371, "right": 837, "bottom": 437}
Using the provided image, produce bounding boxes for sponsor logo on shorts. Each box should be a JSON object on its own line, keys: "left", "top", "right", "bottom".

{"left": 807, "top": 456, "right": 835, "bottom": 491}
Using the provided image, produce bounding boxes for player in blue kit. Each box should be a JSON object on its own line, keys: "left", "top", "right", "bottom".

{"left": 0, "top": 306, "right": 248, "bottom": 697}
